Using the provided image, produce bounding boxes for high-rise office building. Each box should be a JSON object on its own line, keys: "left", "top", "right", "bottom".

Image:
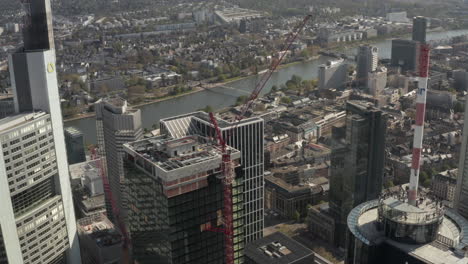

{"left": 64, "top": 127, "right": 86, "bottom": 165}
{"left": 455, "top": 94, "right": 468, "bottom": 219}
{"left": 329, "top": 101, "right": 387, "bottom": 248}
{"left": 412, "top": 16, "right": 427, "bottom": 43}
{"left": 391, "top": 39, "right": 420, "bottom": 73}
{"left": 318, "top": 59, "right": 348, "bottom": 90}
{"left": 356, "top": 45, "right": 378, "bottom": 86}
{"left": 124, "top": 135, "right": 243, "bottom": 263}
{"left": 95, "top": 97, "right": 143, "bottom": 223}
{"left": 160, "top": 112, "right": 265, "bottom": 242}
{"left": 0, "top": 0, "right": 81, "bottom": 263}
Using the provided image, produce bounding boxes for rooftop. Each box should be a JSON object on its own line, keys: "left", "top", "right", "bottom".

{"left": 64, "top": 126, "right": 83, "bottom": 137}
{"left": 78, "top": 215, "right": 122, "bottom": 248}
{"left": 245, "top": 232, "right": 314, "bottom": 264}
{"left": 348, "top": 200, "right": 468, "bottom": 264}
{"left": 0, "top": 112, "right": 48, "bottom": 133}
{"left": 160, "top": 111, "right": 263, "bottom": 139}
{"left": 126, "top": 135, "right": 239, "bottom": 172}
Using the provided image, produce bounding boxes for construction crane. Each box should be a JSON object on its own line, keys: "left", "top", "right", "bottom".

{"left": 90, "top": 148, "right": 130, "bottom": 249}
{"left": 207, "top": 14, "right": 313, "bottom": 264}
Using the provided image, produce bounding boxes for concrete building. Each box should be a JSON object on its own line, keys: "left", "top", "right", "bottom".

{"left": 386, "top": 12, "right": 409, "bottom": 23}
{"left": 124, "top": 135, "right": 243, "bottom": 263}
{"left": 64, "top": 126, "right": 86, "bottom": 165}
{"left": 77, "top": 214, "right": 123, "bottom": 264}
{"left": 1, "top": 0, "right": 81, "bottom": 262}
{"left": 245, "top": 232, "right": 315, "bottom": 264}
{"left": 307, "top": 203, "right": 336, "bottom": 245}
{"left": 356, "top": 45, "right": 378, "bottom": 87}
{"left": 95, "top": 97, "right": 143, "bottom": 224}
{"left": 412, "top": 16, "right": 427, "bottom": 43}
{"left": 455, "top": 94, "right": 468, "bottom": 220}
{"left": 69, "top": 159, "right": 106, "bottom": 218}
{"left": 346, "top": 187, "right": 468, "bottom": 264}
{"left": 160, "top": 112, "right": 265, "bottom": 242}
{"left": 318, "top": 28, "right": 364, "bottom": 44}
{"left": 265, "top": 176, "right": 327, "bottom": 219}
{"left": 453, "top": 69, "right": 468, "bottom": 91}
{"left": 329, "top": 101, "right": 387, "bottom": 248}
{"left": 0, "top": 96, "right": 15, "bottom": 119}
{"left": 367, "top": 67, "right": 387, "bottom": 96}
{"left": 215, "top": 8, "right": 265, "bottom": 24}
{"left": 318, "top": 59, "right": 348, "bottom": 90}
{"left": 391, "top": 39, "right": 420, "bottom": 73}
{"left": 432, "top": 169, "right": 458, "bottom": 205}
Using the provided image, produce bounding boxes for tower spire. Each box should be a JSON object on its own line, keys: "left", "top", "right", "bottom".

{"left": 408, "top": 44, "right": 430, "bottom": 205}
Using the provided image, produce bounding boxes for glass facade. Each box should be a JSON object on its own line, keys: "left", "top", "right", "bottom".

{"left": 125, "top": 155, "right": 245, "bottom": 264}
{"left": 161, "top": 114, "right": 264, "bottom": 242}
{"left": 330, "top": 102, "right": 387, "bottom": 247}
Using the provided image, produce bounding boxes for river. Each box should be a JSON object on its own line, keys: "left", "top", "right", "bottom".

{"left": 66, "top": 29, "right": 468, "bottom": 144}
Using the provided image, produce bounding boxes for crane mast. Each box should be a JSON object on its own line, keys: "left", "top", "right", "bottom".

{"left": 208, "top": 15, "right": 312, "bottom": 264}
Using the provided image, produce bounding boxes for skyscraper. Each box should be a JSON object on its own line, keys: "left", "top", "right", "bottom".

{"left": 160, "top": 112, "right": 265, "bottom": 242}
{"left": 124, "top": 135, "right": 244, "bottom": 263}
{"left": 95, "top": 97, "right": 143, "bottom": 223}
{"left": 0, "top": 0, "right": 81, "bottom": 263}
{"left": 64, "top": 126, "right": 86, "bottom": 165}
{"left": 455, "top": 93, "right": 468, "bottom": 219}
{"left": 329, "top": 101, "right": 387, "bottom": 248}
{"left": 356, "top": 45, "right": 378, "bottom": 87}
{"left": 391, "top": 39, "right": 420, "bottom": 73}
{"left": 412, "top": 16, "right": 427, "bottom": 43}
{"left": 318, "top": 59, "right": 348, "bottom": 90}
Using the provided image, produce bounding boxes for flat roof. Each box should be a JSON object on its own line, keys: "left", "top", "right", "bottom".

{"left": 245, "top": 232, "right": 314, "bottom": 264}
{"left": 348, "top": 200, "right": 468, "bottom": 264}
{"left": 78, "top": 215, "right": 122, "bottom": 248}
{"left": 125, "top": 135, "right": 240, "bottom": 172}
{"left": 0, "top": 111, "right": 47, "bottom": 133}
{"left": 64, "top": 126, "right": 83, "bottom": 137}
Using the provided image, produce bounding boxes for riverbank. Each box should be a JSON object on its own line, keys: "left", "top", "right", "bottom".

{"left": 64, "top": 56, "right": 322, "bottom": 122}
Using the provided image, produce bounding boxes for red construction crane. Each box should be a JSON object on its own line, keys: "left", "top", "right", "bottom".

{"left": 208, "top": 14, "right": 313, "bottom": 264}
{"left": 90, "top": 148, "right": 130, "bottom": 249}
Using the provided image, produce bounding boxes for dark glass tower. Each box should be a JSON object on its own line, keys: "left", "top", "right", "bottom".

{"left": 329, "top": 101, "right": 387, "bottom": 248}
{"left": 412, "top": 16, "right": 427, "bottom": 43}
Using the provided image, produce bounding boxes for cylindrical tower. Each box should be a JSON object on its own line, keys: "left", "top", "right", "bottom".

{"left": 408, "top": 44, "right": 430, "bottom": 206}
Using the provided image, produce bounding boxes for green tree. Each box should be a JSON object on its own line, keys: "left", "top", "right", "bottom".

{"left": 454, "top": 101, "right": 465, "bottom": 113}
{"left": 384, "top": 180, "right": 395, "bottom": 189}
{"left": 281, "top": 96, "right": 292, "bottom": 105}
{"left": 293, "top": 210, "right": 301, "bottom": 222}
{"left": 271, "top": 85, "right": 278, "bottom": 92}
{"left": 236, "top": 95, "right": 248, "bottom": 106}
{"left": 200, "top": 105, "right": 214, "bottom": 113}
{"left": 291, "top": 75, "right": 302, "bottom": 86}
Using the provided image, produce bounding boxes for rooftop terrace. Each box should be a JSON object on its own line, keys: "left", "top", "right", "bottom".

{"left": 127, "top": 135, "right": 238, "bottom": 172}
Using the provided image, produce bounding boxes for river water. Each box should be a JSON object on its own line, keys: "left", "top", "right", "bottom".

{"left": 66, "top": 29, "right": 468, "bottom": 144}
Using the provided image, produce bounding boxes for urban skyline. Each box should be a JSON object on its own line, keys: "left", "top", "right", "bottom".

{"left": 2, "top": 0, "right": 468, "bottom": 264}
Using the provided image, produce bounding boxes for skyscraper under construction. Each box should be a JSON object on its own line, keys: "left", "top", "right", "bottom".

{"left": 124, "top": 135, "right": 244, "bottom": 263}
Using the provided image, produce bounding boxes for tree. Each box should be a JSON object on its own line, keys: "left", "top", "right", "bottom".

{"left": 281, "top": 96, "right": 292, "bottom": 105}
{"left": 384, "top": 179, "right": 395, "bottom": 189}
{"left": 271, "top": 85, "right": 278, "bottom": 92}
{"left": 293, "top": 210, "right": 301, "bottom": 222}
{"left": 200, "top": 105, "right": 214, "bottom": 113}
{"left": 454, "top": 101, "right": 465, "bottom": 113}
{"left": 291, "top": 75, "right": 302, "bottom": 86}
{"left": 236, "top": 95, "right": 248, "bottom": 106}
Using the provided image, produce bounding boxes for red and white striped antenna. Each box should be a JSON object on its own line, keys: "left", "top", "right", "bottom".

{"left": 408, "top": 44, "right": 430, "bottom": 206}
